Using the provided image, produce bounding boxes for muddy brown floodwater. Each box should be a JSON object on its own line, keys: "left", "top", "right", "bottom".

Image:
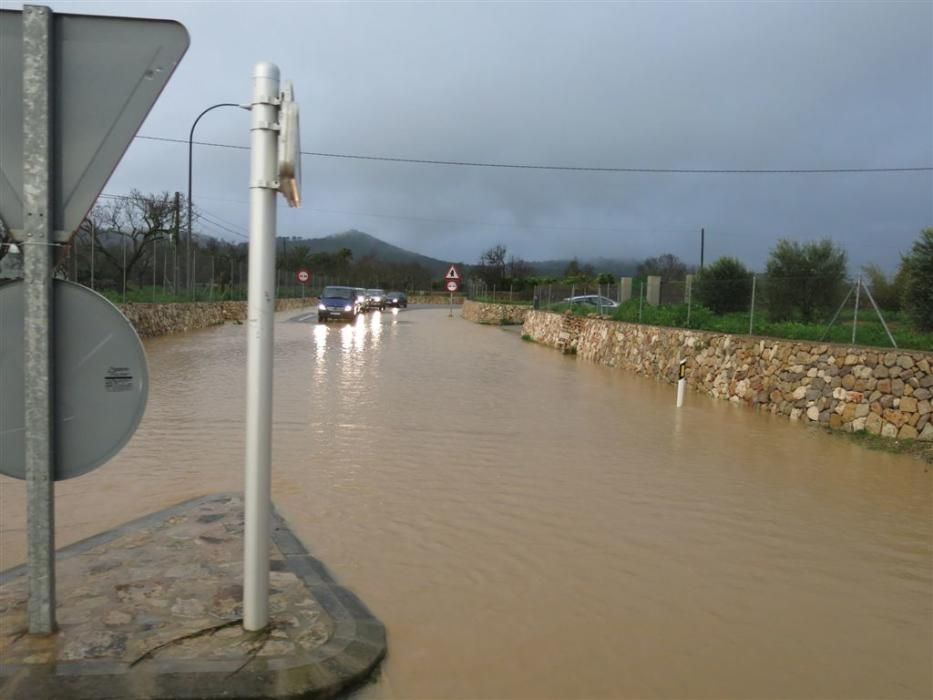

{"left": 2, "top": 307, "right": 931, "bottom": 699}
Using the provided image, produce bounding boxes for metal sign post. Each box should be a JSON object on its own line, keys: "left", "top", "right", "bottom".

{"left": 21, "top": 4, "right": 55, "bottom": 635}
{"left": 1, "top": 4, "right": 187, "bottom": 637}
{"left": 243, "top": 62, "right": 280, "bottom": 633}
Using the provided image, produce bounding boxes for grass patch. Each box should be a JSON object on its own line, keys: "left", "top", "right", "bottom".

{"left": 536, "top": 298, "right": 932, "bottom": 351}
{"left": 471, "top": 296, "right": 534, "bottom": 306}
{"left": 521, "top": 334, "right": 534, "bottom": 342}
{"left": 827, "top": 429, "right": 933, "bottom": 465}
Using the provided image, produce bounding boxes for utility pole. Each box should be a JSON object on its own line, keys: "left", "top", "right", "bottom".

{"left": 700, "top": 227, "right": 705, "bottom": 271}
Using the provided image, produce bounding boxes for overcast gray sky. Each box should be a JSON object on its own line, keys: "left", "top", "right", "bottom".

{"left": 10, "top": 0, "right": 933, "bottom": 272}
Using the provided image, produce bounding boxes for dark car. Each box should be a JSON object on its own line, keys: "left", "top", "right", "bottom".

{"left": 318, "top": 286, "right": 362, "bottom": 322}
{"left": 366, "top": 289, "right": 387, "bottom": 310}
{"left": 385, "top": 291, "right": 408, "bottom": 308}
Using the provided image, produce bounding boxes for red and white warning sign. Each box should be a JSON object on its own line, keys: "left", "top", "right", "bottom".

{"left": 446, "top": 279, "right": 460, "bottom": 292}
{"left": 296, "top": 268, "right": 310, "bottom": 284}
{"left": 445, "top": 264, "right": 460, "bottom": 280}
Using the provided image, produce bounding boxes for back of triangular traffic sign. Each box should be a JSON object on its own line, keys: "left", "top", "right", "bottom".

{"left": 0, "top": 8, "right": 190, "bottom": 241}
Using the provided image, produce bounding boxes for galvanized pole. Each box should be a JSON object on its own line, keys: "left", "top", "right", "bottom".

{"left": 862, "top": 283, "right": 898, "bottom": 349}
{"left": 152, "top": 241, "right": 157, "bottom": 302}
{"left": 243, "top": 62, "right": 279, "bottom": 632}
{"left": 122, "top": 232, "right": 127, "bottom": 304}
{"left": 639, "top": 282, "right": 644, "bottom": 323}
{"left": 210, "top": 256, "right": 215, "bottom": 302}
{"left": 749, "top": 275, "right": 757, "bottom": 335}
{"left": 89, "top": 219, "right": 95, "bottom": 290}
{"left": 851, "top": 276, "right": 861, "bottom": 345}
{"left": 22, "top": 2, "right": 56, "bottom": 635}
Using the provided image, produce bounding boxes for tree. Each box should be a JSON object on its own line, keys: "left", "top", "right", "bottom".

{"left": 90, "top": 190, "right": 182, "bottom": 290}
{"left": 694, "top": 256, "right": 753, "bottom": 314}
{"left": 764, "top": 238, "right": 847, "bottom": 322}
{"left": 861, "top": 263, "right": 905, "bottom": 312}
{"left": 901, "top": 227, "right": 933, "bottom": 331}
{"left": 477, "top": 244, "right": 508, "bottom": 287}
{"left": 562, "top": 258, "right": 594, "bottom": 284}
{"left": 595, "top": 272, "right": 616, "bottom": 285}
{"left": 638, "top": 253, "right": 688, "bottom": 281}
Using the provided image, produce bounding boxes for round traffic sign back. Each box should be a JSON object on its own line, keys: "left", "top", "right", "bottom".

{"left": 446, "top": 280, "right": 459, "bottom": 292}
{"left": 0, "top": 280, "right": 149, "bottom": 480}
{"left": 296, "top": 268, "right": 310, "bottom": 284}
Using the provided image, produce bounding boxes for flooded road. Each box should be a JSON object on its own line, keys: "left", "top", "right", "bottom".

{"left": 2, "top": 307, "right": 931, "bottom": 698}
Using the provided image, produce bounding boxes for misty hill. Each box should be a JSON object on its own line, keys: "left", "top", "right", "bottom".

{"left": 281, "top": 230, "right": 451, "bottom": 276}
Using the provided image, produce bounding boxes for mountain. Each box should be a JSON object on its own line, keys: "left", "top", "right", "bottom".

{"left": 280, "top": 230, "right": 640, "bottom": 278}
{"left": 281, "top": 230, "right": 451, "bottom": 275}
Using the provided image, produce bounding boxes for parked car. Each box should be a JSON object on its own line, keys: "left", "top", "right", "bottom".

{"left": 385, "top": 291, "right": 408, "bottom": 308}
{"left": 561, "top": 295, "right": 619, "bottom": 311}
{"left": 318, "top": 286, "right": 362, "bottom": 322}
{"left": 366, "top": 288, "right": 387, "bottom": 310}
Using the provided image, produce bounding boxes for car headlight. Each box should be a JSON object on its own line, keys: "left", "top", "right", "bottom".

{"left": 344, "top": 304, "right": 352, "bottom": 311}
{"left": 318, "top": 303, "right": 326, "bottom": 311}
{"left": 373, "top": 296, "right": 381, "bottom": 301}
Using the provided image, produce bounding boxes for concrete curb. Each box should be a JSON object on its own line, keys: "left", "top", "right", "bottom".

{"left": 0, "top": 493, "right": 386, "bottom": 699}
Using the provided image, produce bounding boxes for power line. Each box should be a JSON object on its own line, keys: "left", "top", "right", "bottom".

{"left": 133, "top": 134, "right": 933, "bottom": 175}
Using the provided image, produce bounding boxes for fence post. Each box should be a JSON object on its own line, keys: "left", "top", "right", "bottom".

{"left": 749, "top": 275, "right": 757, "bottom": 335}
{"left": 152, "top": 243, "right": 157, "bottom": 302}
{"left": 638, "top": 282, "right": 644, "bottom": 323}
{"left": 851, "top": 276, "right": 861, "bottom": 345}
{"left": 685, "top": 275, "right": 693, "bottom": 328}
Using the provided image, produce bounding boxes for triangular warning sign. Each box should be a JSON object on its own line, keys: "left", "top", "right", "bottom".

{"left": 445, "top": 265, "right": 460, "bottom": 280}
{"left": 0, "top": 10, "right": 190, "bottom": 241}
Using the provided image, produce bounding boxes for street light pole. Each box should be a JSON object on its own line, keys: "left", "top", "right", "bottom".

{"left": 187, "top": 102, "right": 245, "bottom": 297}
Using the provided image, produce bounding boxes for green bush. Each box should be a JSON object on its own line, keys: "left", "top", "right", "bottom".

{"left": 764, "top": 239, "right": 848, "bottom": 322}
{"left": 694, "top": 257, "right": 753, "bottom": 314}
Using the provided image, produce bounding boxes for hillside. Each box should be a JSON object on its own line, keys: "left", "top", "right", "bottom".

{"left": 280, "top": 230, "right": 640, "bottom": 279}
{"left": 281, "top": 230, "right": 451, "bottom": 276}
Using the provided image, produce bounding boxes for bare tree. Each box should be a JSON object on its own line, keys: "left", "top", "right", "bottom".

{"left": 90, "top": 190, "right": 182, "bottom": 289}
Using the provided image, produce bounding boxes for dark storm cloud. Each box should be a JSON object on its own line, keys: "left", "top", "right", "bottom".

{"left": 22, "top": 0, "right": 933, "bottom": 271}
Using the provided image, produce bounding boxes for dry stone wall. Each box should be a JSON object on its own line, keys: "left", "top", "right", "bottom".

{"left": 409, "top": 294, "right": 465, "bottom": 305}
{"left": 523, "top": 310, "right": 933, "bottom": 441}
{"left": 461, "top": 299, "right": 530, "bottom": 325}
{"left": 118, "top": 298, "right": 317, "bottom": 338}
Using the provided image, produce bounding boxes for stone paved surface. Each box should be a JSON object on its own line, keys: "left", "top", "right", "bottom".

{"left": 0, "top": 494, "right": 385, "bottom": 699}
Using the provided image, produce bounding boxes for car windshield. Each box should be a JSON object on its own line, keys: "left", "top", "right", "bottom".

{"left": 388, "top": 291, "right": 404, "bottom": 297}
{"left": 368, "top": 289, "right": 384, "bottom": 296}
{"left": 321, "top": 286, "right": 353, "bottom": 299}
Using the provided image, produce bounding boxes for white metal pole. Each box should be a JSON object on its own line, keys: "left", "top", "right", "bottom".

{"left": 676, "top": 359, "right": 687, "bottom": 408}
{"left": 749, "top": 275, "right": 757, "bottom": 335}
{"left": 90, "top": 221, "right": 95, "bottom": 290}
{"left": 243, "top": 61, "right": 280, "bottom": 632}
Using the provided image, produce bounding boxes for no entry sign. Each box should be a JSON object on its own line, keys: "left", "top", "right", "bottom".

{"left": 446, "top": 279, "right": 459, "bottom": 292}
{"left": 296, "top": 268, "right": 310, "bottom": 284}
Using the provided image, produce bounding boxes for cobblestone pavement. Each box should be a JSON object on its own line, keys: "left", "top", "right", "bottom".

{"left": 0, "top": 494, "right": 385, "bottom": 699}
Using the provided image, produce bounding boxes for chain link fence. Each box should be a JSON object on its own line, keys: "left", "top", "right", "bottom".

{"left": 467, "top": 275, "right": 929, "bottom": 351}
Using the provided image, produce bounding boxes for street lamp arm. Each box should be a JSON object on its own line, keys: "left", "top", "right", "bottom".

{"left": 186, "top": 102, "right": 248, "bottom": 295}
